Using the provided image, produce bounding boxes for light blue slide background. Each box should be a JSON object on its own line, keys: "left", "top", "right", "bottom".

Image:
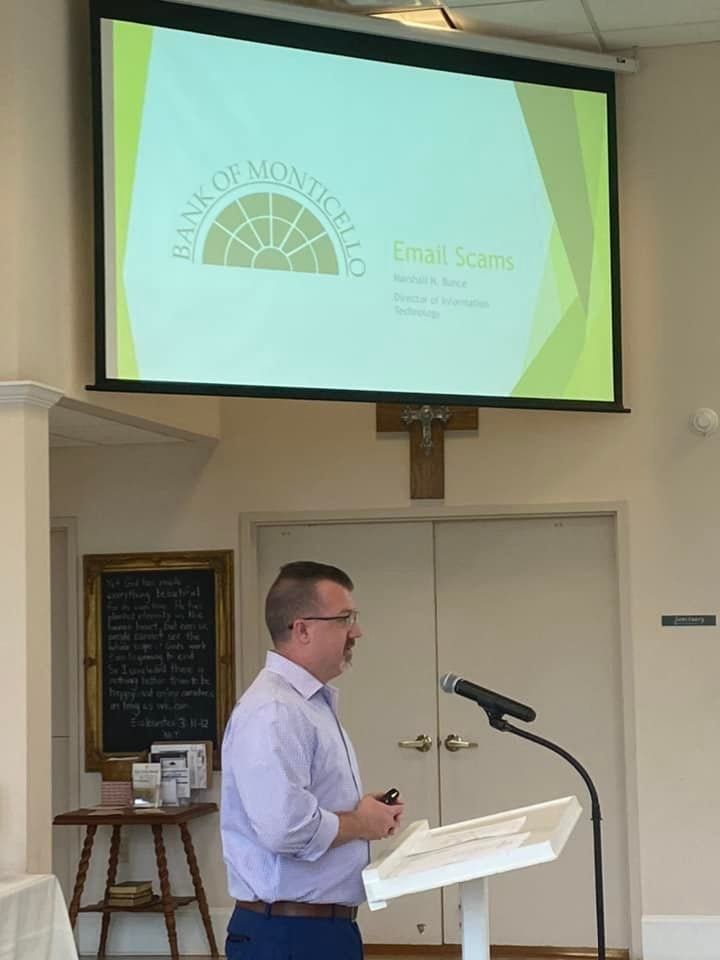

{"left": 122, "top": 25, "right": 555, "bottom": 393}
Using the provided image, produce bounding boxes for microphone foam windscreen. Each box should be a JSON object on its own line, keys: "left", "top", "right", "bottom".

{"left": 439, "top": 673, "right": 458, "bottom": 693}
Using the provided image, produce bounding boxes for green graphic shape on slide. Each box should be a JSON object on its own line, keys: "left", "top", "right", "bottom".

{"left": 202, "top": 192, "right": 340, "bottom": 274}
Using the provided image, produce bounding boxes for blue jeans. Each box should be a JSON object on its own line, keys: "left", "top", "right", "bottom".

{"left": 225, "top": 905, "right": 364, "bottom": 960}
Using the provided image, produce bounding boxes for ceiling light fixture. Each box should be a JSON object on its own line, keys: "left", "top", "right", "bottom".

{"left": 194, "top": 0, "right": 639, "bottom": 73}
{"left": 370, "top": 6, "right": 456, "bottom": 30}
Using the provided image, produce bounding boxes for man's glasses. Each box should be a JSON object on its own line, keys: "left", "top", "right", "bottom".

{"left": 288, "top": 611, "right": 359, "bottom": 629}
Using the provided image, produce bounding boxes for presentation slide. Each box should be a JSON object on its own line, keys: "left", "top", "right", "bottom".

{"left": 101, "top": 16, "right": 616, "bottom": 403}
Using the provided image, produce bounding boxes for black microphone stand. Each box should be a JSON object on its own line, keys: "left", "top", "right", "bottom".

{"left": 484, "top": 711, "right": 606, "bottom": 960}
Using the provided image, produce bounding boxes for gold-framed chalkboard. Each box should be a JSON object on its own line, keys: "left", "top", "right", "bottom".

{"left": 83, "top": 550, "right": 235, "bottom": 772}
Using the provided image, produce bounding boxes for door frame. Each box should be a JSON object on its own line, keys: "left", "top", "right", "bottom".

{"left": 50, "top": 516, "right": 82, "bottom": 890}
{"left": 238, "top": 501, "right": 641, "bottom": 959}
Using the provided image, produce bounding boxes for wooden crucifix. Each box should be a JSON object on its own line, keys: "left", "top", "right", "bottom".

{"left": 376, "top": 403, "right": 478, "bottom": 499}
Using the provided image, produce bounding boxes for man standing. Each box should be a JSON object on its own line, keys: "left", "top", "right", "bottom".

{"left": 221, "top": 561, "right": 404, "bottom": 959}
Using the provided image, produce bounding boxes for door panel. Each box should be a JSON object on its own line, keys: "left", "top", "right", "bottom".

{"left": 435, "top": 516, "right": 629, "bottom": 949}
{"left": 257, "top": 522, "right": 442, "bottom": 944}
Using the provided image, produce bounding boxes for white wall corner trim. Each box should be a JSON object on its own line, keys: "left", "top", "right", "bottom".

{"left": 0, "top": 380, "right": 64, "bottom": 408}
{"left": 77, "top": 905, "right": 233, "bottom": 955}
{"left": 642, "top": 915, "right": 720, "bottom": 960}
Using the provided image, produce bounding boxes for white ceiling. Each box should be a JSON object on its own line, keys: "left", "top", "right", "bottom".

{"left": 337, "top": 0, "right": 720, "bottom": 51}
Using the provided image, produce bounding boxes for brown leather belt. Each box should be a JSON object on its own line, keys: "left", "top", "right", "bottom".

{"left": 236, "top": 899, "right": 358, "bottom": 921}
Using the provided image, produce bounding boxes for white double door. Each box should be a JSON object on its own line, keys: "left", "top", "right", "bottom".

{"left": 257, "top": 515, "right": 630, "bottom": 949}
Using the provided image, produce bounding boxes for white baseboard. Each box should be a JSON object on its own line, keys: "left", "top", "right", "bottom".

{"left": 642, "top": 915, "right": 720, "bottom": 960}
{"left": 77, "top": 905, "right": 232, "bottom": 955}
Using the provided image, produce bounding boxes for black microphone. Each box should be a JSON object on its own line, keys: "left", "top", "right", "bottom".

{"left": 440, "top": 672, "right": 536, "bottom": 724}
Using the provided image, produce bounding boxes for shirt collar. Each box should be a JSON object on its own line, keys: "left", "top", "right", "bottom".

{"left": 265, "top": 650, "right": 339, "bottom": 709}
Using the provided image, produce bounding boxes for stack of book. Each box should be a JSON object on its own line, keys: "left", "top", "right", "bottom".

{"left": 107, "top": 880, "right": 155, "bottom": 907}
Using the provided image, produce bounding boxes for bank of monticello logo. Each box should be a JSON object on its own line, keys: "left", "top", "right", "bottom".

{"left": 172, "top": 160, "right": 365, "bottom": 277}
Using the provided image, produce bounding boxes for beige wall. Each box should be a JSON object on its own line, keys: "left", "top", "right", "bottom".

{"left": 1, "top": 6, "right": 22, "bottom": 380}
{"left": 21, "top": 8, "right": 720, "bottom": 947}
{"left": 2, "top": 0, "right": 221, "bottom": 438}
{"left": 617, "top": 42, "right": 720, "bottom": 915}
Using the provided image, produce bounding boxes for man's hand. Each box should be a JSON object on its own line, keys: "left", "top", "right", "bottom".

{"left": 333, "top": 792, "right": 405, "bottom": 846}
{"left": 356, "top": 793, "right": 405, "bottom": 840}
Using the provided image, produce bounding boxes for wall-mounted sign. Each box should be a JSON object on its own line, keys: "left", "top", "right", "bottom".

{"left": 661, "top": 615, "right": 717, "bottom": 627}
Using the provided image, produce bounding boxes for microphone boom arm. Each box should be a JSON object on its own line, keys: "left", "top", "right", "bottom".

{"left": 486, "top": 713, "right": 606, "bottom": 960}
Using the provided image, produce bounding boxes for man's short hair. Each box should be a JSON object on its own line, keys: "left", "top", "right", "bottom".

{"left": 265, "top": 560, "right": 354, "bottom": 644}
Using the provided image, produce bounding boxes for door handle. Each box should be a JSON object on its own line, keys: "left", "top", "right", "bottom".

{"left": 398, "top": 734, "right": 433, "bottom": 752}
{"left": 444, "top": 733, "right": 478, "bottom": 752}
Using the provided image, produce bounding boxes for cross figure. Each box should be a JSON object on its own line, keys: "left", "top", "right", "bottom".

{"left": 376, "top": 403, "right": 479, "bottom": 499}
{"left": 401, "top": 405, "right": 452, "bottom": 455}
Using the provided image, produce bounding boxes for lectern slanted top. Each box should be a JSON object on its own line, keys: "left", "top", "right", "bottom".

{"left": 363, "top": 794, "right": 582, "bottom": 911}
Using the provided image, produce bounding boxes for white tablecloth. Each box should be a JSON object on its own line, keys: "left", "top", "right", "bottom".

{"left": 0, "top": 874, "right": 78, "bottom": 960}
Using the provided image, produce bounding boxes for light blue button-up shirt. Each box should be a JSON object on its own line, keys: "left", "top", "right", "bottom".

{"left": 221, "top": 650, "right": 368, "bottom": 905}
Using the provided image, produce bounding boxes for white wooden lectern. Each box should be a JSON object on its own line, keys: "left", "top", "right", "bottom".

{"left": 362, "top": 795, "right": 582, "bottom": 960}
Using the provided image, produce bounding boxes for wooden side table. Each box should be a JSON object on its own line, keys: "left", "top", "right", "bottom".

{"left": 53, "top": 802, "right": 220, "bottom": 959}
